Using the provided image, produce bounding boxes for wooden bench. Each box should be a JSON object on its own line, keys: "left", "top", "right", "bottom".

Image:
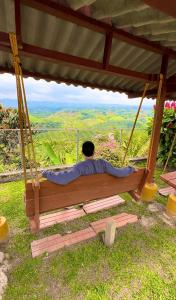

{"left": 25, "top": 168, "right": 148, "bottom": 232}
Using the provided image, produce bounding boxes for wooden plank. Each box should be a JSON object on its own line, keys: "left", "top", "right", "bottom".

{"left": 25, "top": 169, "right": 146, "bottom": 217}
{"left": 160, "top": 171, "right": 176, "bottom": 182}
{"left": 31, "top": 213, "right": 138, "bottom": 257}
{"left": 83, "top": 195, "right": 125, "bottom": 214}
{"left": 31, "top": 227, "right": 96, "bottom": 257}
{"left": 31, "top": 233, "right": 61, "bottom": 247}
{"left": 159, "top": 186, "right": 175, "bottom": 196}
{"left": 90, "top": 213, "right": 138, "bottom": 234}
{"left": 170, "top": 179, "right": 176, "bottom": 189}
{"left": 39, "top": 208, "right": 86, "bottom": 229}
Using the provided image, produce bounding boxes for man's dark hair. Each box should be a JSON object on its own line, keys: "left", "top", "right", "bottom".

{"left": 82, "top": 141, "right": 95, "bottom": 157}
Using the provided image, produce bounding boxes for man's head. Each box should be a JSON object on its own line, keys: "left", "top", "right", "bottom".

{"left": 82, "top": 141, "right": 95, "bottom": 158}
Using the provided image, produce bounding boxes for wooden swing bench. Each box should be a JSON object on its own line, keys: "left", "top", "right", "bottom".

{"left": 25, "top": 168, "right": 148, "bottom": 232}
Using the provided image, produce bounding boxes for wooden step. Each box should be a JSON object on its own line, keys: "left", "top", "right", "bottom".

{"left": 158, "top": 186, "right": 175, "bottom": 197}
{"left": 38, "top": 208, "right": 86, "bottom": 230}
{"left": 30, "top": 195, "right": 126, "bottom": 231}
{"left": 83, "top": 195, "right": 125, "bottom": 214}
{"left": 31, "top": 213, "right": 138, "bottom": 257}
{"left": 90, "top": 213, "right": 138, "bottom": 234}
{"left": 31, "top": 227, "right": 96, "bottom": 257}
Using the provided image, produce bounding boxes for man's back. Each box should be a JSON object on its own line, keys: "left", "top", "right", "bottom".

{"left": 75, "top": 159, "right": 107, "bottom": 175}
{"left": 42, "top": 159, "right": 135, "bottom": 185}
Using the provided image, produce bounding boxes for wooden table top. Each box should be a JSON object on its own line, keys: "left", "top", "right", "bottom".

{"left": 160, "top": 171, "right": 176, "bottom": 189}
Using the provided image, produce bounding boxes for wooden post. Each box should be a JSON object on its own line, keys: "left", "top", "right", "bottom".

{"left": 104, "top": 221, "right": 116, "bottom": 247}
{"left": 147, "top": 55, "right": 169, "bottom": 183}
{"left": 30, "top": 182, "right": 40, "bottom": 233}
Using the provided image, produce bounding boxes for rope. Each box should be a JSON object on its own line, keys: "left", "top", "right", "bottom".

{"left": 9, "top": 33, "right": 39, "bottom": 187}
{"left": 122, "top": 82, "right": 149, "bottom": 165}
{"left": 162, "top": 132, "right": 176, "bottom": 174}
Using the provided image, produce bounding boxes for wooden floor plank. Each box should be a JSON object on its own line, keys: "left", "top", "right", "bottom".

{"left": 39, "top": 208, "right": 86, "bottom": 229}
{"left": 31, "top": 227, "right": 96, "bottom": 257}
{"left": 159, "top": 186, "right": 175, "bottom": 196}
{"left": 31, "top": 213, "right": 138, "bottom": 257}
{"left": 83, "top": 195, "right": 125, "bottom": 214}
{"left": 32, "top": 195, "right": 125, "bottom": 231}
{"left": 90, "top": 213, "right": 138, "bottom": 234}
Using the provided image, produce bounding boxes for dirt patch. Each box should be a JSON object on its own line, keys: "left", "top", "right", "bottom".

{"left": 77, "top": 261, "right": 113, "bottom": 285}
{"left": 45, "top": 279, "right": 72, "bottom": 300}
{"left": 148, "top": 202, "right": 165, "bottom": 213}
{"left": 140, "top": 216, "right": 157, "bottom": 228}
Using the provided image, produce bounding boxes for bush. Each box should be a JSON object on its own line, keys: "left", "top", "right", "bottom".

{"left": 0, "top": 104, "right": 21, "bottom": 172}
{"left": 94, "top": 133, "right": 129, "bottom": 167}
{"left": 148, "top": 101, "right": 176, "bottom": 168}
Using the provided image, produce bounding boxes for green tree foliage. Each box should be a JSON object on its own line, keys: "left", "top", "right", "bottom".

{"left": 0, "top": 104, "right": 21, "bottom": 172}
{"left": 33, "top": 131, "right": 76, "bottom": 167}
{"left": 0, "top": 104, "right": 152, "bottom": 172}
{"left": 148, "top": 101, "right": 176, "bottom": 168}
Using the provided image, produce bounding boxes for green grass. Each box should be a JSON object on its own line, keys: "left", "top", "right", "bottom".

{"left": 0, "top": 167, "right": 176, "bottom": 300}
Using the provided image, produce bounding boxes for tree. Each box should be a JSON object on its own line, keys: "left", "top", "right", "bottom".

{"left": 0, "top": 104, "right": 21, "bottom": 171}
{"left": 148, "top": 101, "right": 176, "bottom": 168}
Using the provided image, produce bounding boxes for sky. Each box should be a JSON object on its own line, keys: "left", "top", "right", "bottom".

{"left": 0, "top": 73, "right": 154, "bottom": 106}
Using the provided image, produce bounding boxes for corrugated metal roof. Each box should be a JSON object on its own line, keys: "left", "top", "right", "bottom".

{"left": 0, "top": 0, "right": 176, "bottom": 97}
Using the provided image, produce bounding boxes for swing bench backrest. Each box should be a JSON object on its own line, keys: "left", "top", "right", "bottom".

{"left": 25, "top": 168, "right": 148, "bottom": 218}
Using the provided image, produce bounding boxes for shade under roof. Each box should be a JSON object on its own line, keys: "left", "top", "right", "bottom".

{"left": 0, "top": 0, "right": 176, "bottom": 99}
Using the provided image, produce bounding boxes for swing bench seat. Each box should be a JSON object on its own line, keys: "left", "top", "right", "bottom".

{"left": 25, "top": 168, "right": 148, "bottom": 232}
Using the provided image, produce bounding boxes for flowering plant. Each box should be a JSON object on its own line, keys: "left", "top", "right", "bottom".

{"left": 149, "top": 100, "right": 176, "bottom": 168}
{"left": 94, "top": 133, "right": 129, "bottom": 167}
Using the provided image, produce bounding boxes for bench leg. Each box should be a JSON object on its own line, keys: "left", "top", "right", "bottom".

{"left": 29, "top": 183, "right": 40, "bottom": 233}
{"left": 128, "top": 191, "right": 141, "bottom": 202}
{"left": 29, "top": 216, "right": 40, "bottom": 233}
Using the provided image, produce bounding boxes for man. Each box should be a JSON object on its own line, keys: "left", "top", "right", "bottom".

{"left": 42, "top": 141, "right": 135, "bottom": 185}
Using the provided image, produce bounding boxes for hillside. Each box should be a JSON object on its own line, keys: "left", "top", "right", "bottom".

{"left": 30, "top": 109, "right": 152, "bottom": 130}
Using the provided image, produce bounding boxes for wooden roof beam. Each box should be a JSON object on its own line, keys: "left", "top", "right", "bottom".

{"left": 103, "top": 31, "right": 113, "bottom": 69}
{"left": 131, "top": 83, "right": 176, "bottom": 98}
{"left": 21, "top": 0, "right": 176, "bottom": 59}
{"left": 0, "top": 32, "right": 157, "bottom": 82}
{"left": 14, "top": 0, "right": 22, "bottom": 47}
{"left": 0, "top": 66, "right": 137, "bottom": 96}
{"left": 143, "top": 0, "right": 176, "bottom": 18}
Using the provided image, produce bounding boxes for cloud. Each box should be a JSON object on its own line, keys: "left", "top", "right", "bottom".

{"left": 0, "top": 73, "right": 154, "bottom": 106}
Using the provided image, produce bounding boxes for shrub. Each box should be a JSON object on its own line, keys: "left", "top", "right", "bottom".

{"left": 95, "top": 133, "right": 129, "bottom": 167}
{"left": 0, "top": 104, "right": 21, "bottom": 171}
{"left": 148, "top": 101, "right": 176, "bottom": 168}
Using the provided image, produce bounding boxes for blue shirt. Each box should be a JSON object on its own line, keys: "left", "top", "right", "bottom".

{"left": 42, "top": 159, "right": 135, "bottom": 185}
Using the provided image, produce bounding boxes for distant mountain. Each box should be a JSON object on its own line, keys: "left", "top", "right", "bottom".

{"left": 0, "top": 99, "right": 153, "bottom": 117}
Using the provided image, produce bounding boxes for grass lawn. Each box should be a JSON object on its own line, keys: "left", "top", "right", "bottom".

{"left": 0, "top": 167, "right": 176, "bottom": 300}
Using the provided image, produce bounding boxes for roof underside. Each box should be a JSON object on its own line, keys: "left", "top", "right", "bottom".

{"left": 0, "top": 0, "right": 176, "bottom": 99}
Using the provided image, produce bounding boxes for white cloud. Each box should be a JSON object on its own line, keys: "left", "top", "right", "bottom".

{"left": 0, "top": 73, "right": 154, "bottom": 106}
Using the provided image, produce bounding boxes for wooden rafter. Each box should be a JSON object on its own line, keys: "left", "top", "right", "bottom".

{"left": 103, "top": 31, "right": 113, "bottom": 69}
{"left": 143, "top": 0, "right": 176, "bottom": 18}
{"left": 129, "top": 79, "right": 176, "bottom": 98}
{"left": 14, "top": 0, "right": 22, "bottom": 47}
{"left": 21, "top": 0, "right": 176, "bottom": 59}
{"left": 0, "top": 32, "right": 157, "bottom": 82}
